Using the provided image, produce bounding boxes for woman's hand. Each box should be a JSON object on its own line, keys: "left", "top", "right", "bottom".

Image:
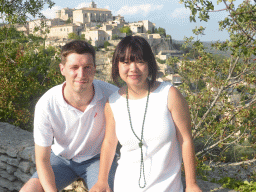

{"left": 89, "top": 181, "right": 112, "bottom": 192}
{"left": 185, "top": 183, "right": 202, "bottom": 192}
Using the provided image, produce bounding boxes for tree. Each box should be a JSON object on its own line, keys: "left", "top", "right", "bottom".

{"left": 112, "top": 34, "right": 119, "bottom": 40}
{"left": 0, "top": 0, "right": 63, "bottom": 131}
{"left": 68, "top": 32, "right": 80, "bottom": 40}
{"left": 80, "top": 34, "right": 85, "bottom": 40}
{"left": 104, "top": 41, "right": 110, "bottom": 51}
{"left": 65, "top": 18, "right": 72, "bottom": 24}
{"left": 157, "top": 27, "right": 166, "bottom": 37}
{"left": 0, "top": 30, "right": 63, "bottom": 131}
{"left": 0, "top": 0, "right": 54, "bottom": 24}
{"left": 168, "top": 0, "right": 256, "bottom": 162}
{"left": 119, "top": 26, "right": 132, "bottom": 36}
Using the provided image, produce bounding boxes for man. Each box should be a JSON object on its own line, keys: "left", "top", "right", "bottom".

{"left": 20, "top": 40, "right": 118, "bottom": 191}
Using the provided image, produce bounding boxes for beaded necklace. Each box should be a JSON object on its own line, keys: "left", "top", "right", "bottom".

{"left": 126, "top": 85, "right": 150, "bottom": 188}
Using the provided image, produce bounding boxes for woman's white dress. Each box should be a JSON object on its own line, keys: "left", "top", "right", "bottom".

{"left": 109, "top": 82, "right": 183, "bottom": 192}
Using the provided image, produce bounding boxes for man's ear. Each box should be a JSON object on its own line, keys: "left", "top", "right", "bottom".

{"left": 59, "top": 63, "right": 65, "bottom": 76}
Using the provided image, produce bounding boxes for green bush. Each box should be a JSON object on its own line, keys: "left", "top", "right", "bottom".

{"left": 0, "top": 29, "right": 64, "bottom": 131}
{"left": 218, "top": 177, "right": 256, "bottom": 192}
{"left": 156, "top": 58, "right": 166, "bottom": 64}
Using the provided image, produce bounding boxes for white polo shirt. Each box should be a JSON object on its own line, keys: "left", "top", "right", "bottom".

{"left": 34, "top": 80, "right": 118, "bottom": 163}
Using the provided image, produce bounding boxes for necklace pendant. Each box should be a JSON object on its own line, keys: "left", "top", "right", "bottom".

{"left": 139, "top": 141, "right": 143, "bottom": 148}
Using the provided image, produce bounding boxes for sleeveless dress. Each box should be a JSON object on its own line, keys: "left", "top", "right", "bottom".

{"left": 109, "top": 82, "right": 183, "bottom": 192}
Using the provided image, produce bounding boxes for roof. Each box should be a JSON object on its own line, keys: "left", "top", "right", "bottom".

{"left": 77, "top": 7, "right": 111, "bottom": 12}
{"left": 50, "top": 24, "right": 79, "bottom": 28}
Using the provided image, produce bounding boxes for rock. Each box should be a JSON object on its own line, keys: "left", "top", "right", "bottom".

{"left": 18, "top": 161, "right": 31, "bottom": 173}
{"left": 14, "top": 168, "right": 31, "bottom": 183}
{"left": 6, "top": 164, "right": 17, "bottom": 174}
{"left": 0, "top": 161, "right": 7, "bottom": 169}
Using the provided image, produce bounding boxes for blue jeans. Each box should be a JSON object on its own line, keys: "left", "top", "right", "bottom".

{"left": 31, "top": 152, "right": 118, "bottom": 190}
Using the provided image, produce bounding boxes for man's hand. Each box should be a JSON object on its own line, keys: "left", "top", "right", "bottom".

{"left": 89, "top": 181, "right": 112, "bottom": 192}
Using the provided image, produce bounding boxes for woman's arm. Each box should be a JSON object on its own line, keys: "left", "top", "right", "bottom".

{"left": 90, "top": 101, "right": 118, "bottom": 192}
{"left": 168, "top": 86, "right": 202, "bottom": 192}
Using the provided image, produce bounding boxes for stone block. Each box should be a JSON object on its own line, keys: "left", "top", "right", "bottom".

{"left": 0, "top": 147, "right": 6, "bottom": 154}
{"left": 0, "top": 170, "right": 16, "bottom": 181}
{"left": 0, "top": 122, "right": 34, "bottom": 150}
{"left": 0, "top": 176, "right": 19, "bottom": 191}
{"left": 6, "top": 156, "right": 19, "bottom": 166}
{"left": 19, "top": 146, "right": 35, "bottom": 163}
{"left": 0, "top": 176, "right": 23, "bottom": 191}
{"left": 0, "top": 186, "right": 8, "bottom": 192}
{"left": 14, "top": 168, "right": 31, "bottom": 183}
{"left": 18, "top": 161, "right": 31, "bottom": 173}
{"left": 14, "top": 180, "right": 23, "bottom": 191}
{"left": 0, "top": 161, "right": 7, "bottom": 169}
{"left": 0, "top": 155, "right": 8, "bottom": 162}
{"left": 6, "top": 164, "right": 17, "bottom": 174}
{"left": 30, "top": 166, "right": 36, "bottom": 175}
{"left": 6, "top": 147, "right": 18, "bottom": 157}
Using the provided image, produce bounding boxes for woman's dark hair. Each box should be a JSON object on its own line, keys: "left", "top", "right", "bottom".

{"left": 112, "top": 36, "right": 158, "bottom": 87}
{"left": 61, "top": 40, "right": 95, "bottom": 66}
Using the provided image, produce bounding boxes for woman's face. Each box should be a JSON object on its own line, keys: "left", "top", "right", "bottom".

{"left": 118, "top": 59, "right": 149, "bottom": 87}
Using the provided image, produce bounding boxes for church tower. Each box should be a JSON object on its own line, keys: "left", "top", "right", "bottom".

{"left": 89, "top": 1, "right": 97, "bottom": 8}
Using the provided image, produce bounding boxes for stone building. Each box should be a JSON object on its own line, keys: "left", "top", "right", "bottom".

{"left": 48, "top": 24, "right": 83, "bottom": 39}
{"left": 28, "top": 18, "right": 65, "bottom": 36}
{"left": 14, "top": 24, "right": 29, "bottom": 35}
{"left": 55, "top": 1, "right": 112, "bottom": 25}
{"left": 128, "top": 20, "right": 155, "bottom": 34}
{"left": 81, "top": 24, "right": 125, "bottom": 47}
{"left": 55, "top": 7, "right": 74, "bottom": 21}
{"left": 129, "top": 22, "right": 144, "bottom": 34}
{"left": 73, "top": 8, "right": 112, "bottom": 24}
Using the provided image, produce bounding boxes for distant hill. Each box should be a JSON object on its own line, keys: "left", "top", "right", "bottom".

{"left": 172, "top": 39, "right": 232, "bottom": 58}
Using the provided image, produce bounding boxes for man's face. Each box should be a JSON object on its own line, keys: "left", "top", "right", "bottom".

{"left": 59, "top": 53, "right": 96, "bottom": 94}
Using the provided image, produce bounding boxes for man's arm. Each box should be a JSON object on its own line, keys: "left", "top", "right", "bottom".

{"left": 35, "top": 144, "right": 58, "bottom": 192}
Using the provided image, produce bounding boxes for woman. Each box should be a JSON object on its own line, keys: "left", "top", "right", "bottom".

{"left": 90, "top": 36, "right": 202, "bottom": 192}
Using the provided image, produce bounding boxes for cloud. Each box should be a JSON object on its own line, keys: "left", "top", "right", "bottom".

{"left": 104, "top": 5, "right": 110, "bottom": 10}
{"left": 116, "top": 4, "right": 163, "bottom": 16}
{"left": 75, "top": 2, "right": 91, "bottom": 9}
{"left": 170, "top": 7, "right": 190, "bottom": 18}
{"left": 41, "top": 6, "right": 62, "bottom": 19}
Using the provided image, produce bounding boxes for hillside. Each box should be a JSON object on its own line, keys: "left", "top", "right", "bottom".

{"left": 173, "top": 39, "right": 232, "bottom": 58}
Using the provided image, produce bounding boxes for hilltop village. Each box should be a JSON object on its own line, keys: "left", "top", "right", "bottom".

{"left": 14, "top": 1, "right": 183, "bottom": 59}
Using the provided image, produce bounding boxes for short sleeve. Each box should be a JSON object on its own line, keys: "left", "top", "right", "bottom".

{"left": 33, "top": 100, "right": 54, "bottom": 147}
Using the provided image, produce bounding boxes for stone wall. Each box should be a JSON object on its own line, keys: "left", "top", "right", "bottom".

{"left": 1, "top": 122, "right": 254, "bottom": 192}
{"left": 0, "top": 122, "right": 35, "bottom": 191}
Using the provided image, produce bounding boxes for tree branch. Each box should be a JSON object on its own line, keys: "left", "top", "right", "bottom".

{"left": 223, "top": 0, "right": 255, "bottom": 41}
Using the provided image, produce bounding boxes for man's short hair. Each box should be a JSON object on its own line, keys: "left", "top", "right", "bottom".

{"left": 61, "top": 40, "right": 96, "bottom": 66}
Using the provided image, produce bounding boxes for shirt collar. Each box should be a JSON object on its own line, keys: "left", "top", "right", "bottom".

{"left": 57, "top": 80, "right": 103, "bottom": 109}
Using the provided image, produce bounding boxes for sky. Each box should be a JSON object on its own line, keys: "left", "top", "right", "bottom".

{"left": 41, "top": 0, "right": 246, "bottom": 42}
